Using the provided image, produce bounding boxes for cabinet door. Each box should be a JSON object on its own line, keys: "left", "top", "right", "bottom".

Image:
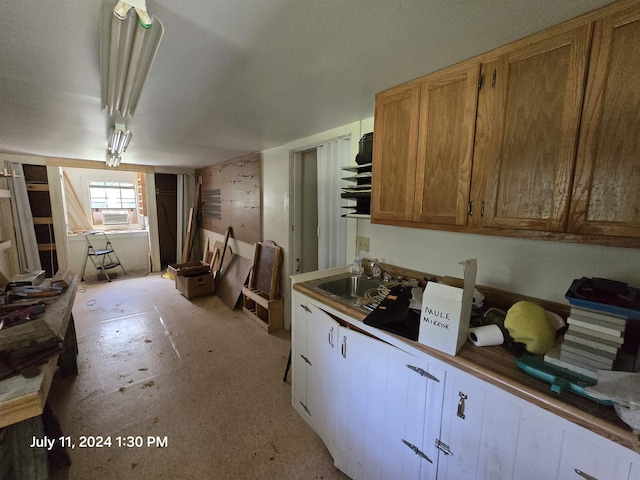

{"left": 305, "top": 303, "right": 339, "bottom": 456}
{"left": 413, "top": 62, "right": 479, "bottom": 226}
{"left": 371, "top": 83, "right": 421, "bottom": 223}
{"left": 568, "top": 7, "right": 640, "bottom": 237}
{"left": 291, "top": 294, "right": 340, "bottom": 454}
{"left": 334, "top": 327, "right": 435, "bottom": 480}
{"left": 434, "top": 368, "right": 521, "bottom": 480}
{"left": 557, "top": 426, "right": 633, "bottom": 480}
{"left": 291, "top": 295, "right": 312, "bottom": 427}
{"left": 482, "top": 26, "right": 591, "bottom": 232}
{"left": 334, "top": 326, "right": 385, "bottom": 479}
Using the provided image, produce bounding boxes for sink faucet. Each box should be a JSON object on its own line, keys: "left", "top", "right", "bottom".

{"left": 369, "top": 260, "right": 401, "bottom": 282}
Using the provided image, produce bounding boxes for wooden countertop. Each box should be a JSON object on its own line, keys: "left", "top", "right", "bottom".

{"left": 293, "top": 274, "right": 640, "bottom": 453}
{"left": 0, "top": 277, "right": 78, "bottom": 428}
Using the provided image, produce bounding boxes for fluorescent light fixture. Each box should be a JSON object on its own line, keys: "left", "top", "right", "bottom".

{"left": 106, "top": 153, "right": 122, "bottom": 168}
{"left": 100, "top": 1, "right": 164, "bottom": 118}
{"left": 106, "top": 124, "right": 132, "bottom": 167}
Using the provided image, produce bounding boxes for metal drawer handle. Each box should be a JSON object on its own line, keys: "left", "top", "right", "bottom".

{"left": 457, "top": 392, "right": 467, "bottom": 419}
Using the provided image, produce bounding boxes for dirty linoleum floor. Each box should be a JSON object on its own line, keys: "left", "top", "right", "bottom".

{"left": 48, "top": 273, "right": 348, "bottom": 480}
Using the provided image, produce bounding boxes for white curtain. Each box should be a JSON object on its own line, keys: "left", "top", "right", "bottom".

{"left": 317, "top": 137, "right": 349, "bottom": 270}
{"left": 5, "top": 162, "right": 41, "bottom": 271}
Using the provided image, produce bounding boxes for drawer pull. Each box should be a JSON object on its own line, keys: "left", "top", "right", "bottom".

{"left": 457, "top": 391, "right": 467, "bottom": 419}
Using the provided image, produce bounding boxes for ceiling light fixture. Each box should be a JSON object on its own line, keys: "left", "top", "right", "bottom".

{"left": 106, "top": 124, "right": 132, "bottom": 167}
{"left": 99, "top": 0, "right": 164, "bottom": 118}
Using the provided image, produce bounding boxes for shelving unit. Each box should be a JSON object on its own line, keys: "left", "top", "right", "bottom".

{"left": 341, "top": 162, "right": 372, "bottom": 218}
{"left": 23, "top": 165, "right": 57, "bottom": 277}
{"left": 341, "top": 133, "right": 373, "bottom": 218}
{"left": 241, "top": 241, "right": 284, "bottom": 333}
{"left": 242, "top": 289, "right": 284, "bottom": 333}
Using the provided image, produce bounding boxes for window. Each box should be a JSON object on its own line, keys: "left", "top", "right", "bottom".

{"left": 88, "top": 181, "right": 137, "bottom": 228}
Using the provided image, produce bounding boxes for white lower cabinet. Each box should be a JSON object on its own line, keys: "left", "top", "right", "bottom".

{"left": 291, "top": 291, "right": 640, "bottom": 480}
{"left": 292, "top": 293, "right": 340, "bottom": 454}
{"left": 333, "top": 325, "right": 441, "bottom": 480}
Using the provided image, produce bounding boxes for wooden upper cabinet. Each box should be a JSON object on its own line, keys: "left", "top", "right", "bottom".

{"left": 413, "top": 63, "right": 479, "bottom": 226}
{"left": 481, "top": 26, "right": 592, "bottom": 232}
{"left": 371, "top": 83, "right": 421, "bottom": 222}
{"left": 568, "top": 6, "right": 640, "bottom": 237}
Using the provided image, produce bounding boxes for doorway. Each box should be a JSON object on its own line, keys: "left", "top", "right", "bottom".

{"left": 290, "top": 136, "right": 350, "bottom": 276}
{"left": 291, "top": 148, "right": 318, "bottom": 275}
{"left": 155, "top": 173, "right": 178, "bottom": 269}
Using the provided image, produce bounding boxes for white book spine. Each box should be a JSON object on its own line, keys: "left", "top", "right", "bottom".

{"left": 570, "top": 306, "right": 627, "bottom": 325}
{"left": 559, "top": 348, "right": 613, "bottom": 369}
{"left": 563, "top": 334, "right": 620, "bottom": 355}
{"left": 567, "top": 317, "right": 625, "bottom": 337}
{"left": 544, "top": 347, "right": 598, "bottom": 380}
{"left": 560, "top": 343, "right": 615, "bottom": 365}
{"left": 566, "top": 324, "right": 624, "bottom": 345}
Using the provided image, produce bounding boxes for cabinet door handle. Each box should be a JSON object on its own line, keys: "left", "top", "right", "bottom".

{"left": 341, "top": 336, "right": 347, "bottom": 358}
{"left": 328, "top": 327, "right": 334, "bottom": 347}
{"left": 457, "top": 391, "right": 467, "bottom": 419}
{"left": 575, "top": 469, "right": 598, "bottom": 480}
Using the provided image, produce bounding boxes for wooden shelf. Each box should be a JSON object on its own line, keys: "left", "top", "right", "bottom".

{"left": 241, "top": 287, "right": 284, "bottom": 333}
{"left": 0, "top": 189, "right": 10, "bottom": 199}
{"left": 26, "top": 184, "right": 49, "bottom": 192}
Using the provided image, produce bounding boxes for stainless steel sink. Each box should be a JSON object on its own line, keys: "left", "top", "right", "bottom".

{"left": 316, "top": 275, "right": 383, "bottom": 300}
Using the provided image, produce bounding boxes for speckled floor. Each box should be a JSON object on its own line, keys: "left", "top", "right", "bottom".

{"left": 48, "top": 273, "right": 348, "bottom": 480}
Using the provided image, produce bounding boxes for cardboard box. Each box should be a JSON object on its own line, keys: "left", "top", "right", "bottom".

{"left": 167, "top": 261, "right": 210, "bottom": 281}
{"left": 176, "top": 272, "right": 214, "bottom": 299}
{"left": 418, "top": 259, "right": 477, "bottom": 356}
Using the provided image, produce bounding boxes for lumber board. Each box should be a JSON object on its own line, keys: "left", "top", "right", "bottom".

{"left": 216, "top": 255, "right": 252, "bottom": 311}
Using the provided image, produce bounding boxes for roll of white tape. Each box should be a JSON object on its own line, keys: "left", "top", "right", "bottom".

{"left": 468, "top": 324, "right": 504, "bottom": 347}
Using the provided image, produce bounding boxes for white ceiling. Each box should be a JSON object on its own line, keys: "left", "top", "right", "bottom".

{"left": 0, "top": 0, "right": 613, "bottom": 169}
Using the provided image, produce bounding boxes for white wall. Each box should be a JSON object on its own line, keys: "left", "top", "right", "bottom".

{"left": 357, "top": 221, "right": 640, "bottom": 305}
{"left": 68, "top": 231, "right": 150, "bottom": 277}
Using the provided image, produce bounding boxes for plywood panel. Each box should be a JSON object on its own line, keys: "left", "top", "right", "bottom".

{"left": 197, "top": 153, "right": 261, "bottom": 244}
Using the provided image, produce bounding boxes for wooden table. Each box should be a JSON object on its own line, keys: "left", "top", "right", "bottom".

{"left": 0, "top": 276, "right": 78, "bottom": 428}
{"left": 0, "top": 277, "right": 78, "bottom": 479}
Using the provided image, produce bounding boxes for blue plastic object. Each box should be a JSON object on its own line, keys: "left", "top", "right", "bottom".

{"left": 516, "top": 355, "right": 613, "bottom": 406}
{"left": 565, "top": 277, "right": 640, "bottom": 320}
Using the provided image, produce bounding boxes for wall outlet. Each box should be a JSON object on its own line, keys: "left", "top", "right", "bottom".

{"left": 357, "top": 236, "right": 370, "bottom": 252}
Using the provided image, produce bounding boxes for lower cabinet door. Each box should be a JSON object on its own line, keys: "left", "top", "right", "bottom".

{"left": 434, "top": 367, "right": 521, "bottom": 480}
{"left": 305, "top": 303, "right": 339, "bottom": 456}
{"left": 334, "top": 326, "right": 438, "bottom": 480}
{"left": 291, "top": 297, "right": 312, "bottom": 427}
{"left": 556, "top": 424, "right": 633, "bottom": 480}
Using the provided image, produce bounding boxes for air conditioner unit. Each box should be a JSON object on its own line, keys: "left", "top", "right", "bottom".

{"left": 103, "top": 211, "right": 129, "bottom": 225}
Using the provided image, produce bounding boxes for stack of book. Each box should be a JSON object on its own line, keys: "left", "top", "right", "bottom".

{"left": 545, "top": 306, "right": 627, "bottom": 379}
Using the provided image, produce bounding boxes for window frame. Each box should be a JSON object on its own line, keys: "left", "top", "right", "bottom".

{"left": 88, "top": 181, "right": 139, "bottom": 230}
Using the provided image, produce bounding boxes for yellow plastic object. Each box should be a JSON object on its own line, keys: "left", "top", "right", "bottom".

{"left": 504, "top": 301, "right": 556, "bottom": 354}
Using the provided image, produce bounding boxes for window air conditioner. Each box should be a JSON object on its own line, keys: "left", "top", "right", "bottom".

{"left": 103, "top": 211, "right": 129, "bottom": 225}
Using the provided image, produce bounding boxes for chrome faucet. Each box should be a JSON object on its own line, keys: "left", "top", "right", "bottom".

{"left": 369, "top": 260, "right": 402, "bottom": 282}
